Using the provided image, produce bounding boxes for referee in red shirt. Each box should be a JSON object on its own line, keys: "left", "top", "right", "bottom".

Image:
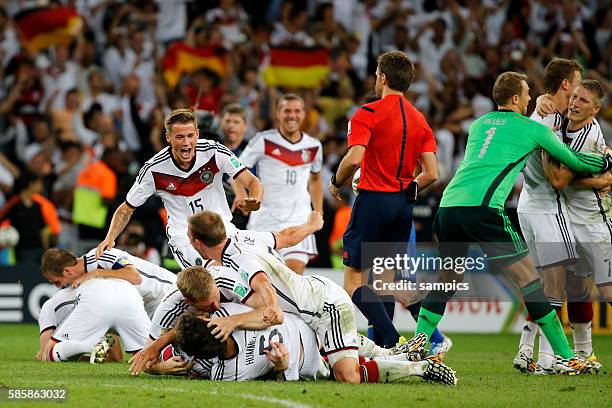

{"left": 329, "top": 51, "right": 438, "bottom": 348}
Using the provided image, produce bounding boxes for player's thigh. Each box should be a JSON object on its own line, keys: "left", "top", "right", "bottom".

{"left": 316, "top": 292, "right": 359, "bottom": 366}
{"left": 519, "top": 212, "right": 578, "bottom": 269}
{"left": 433, "top": 207, "right": 470, "bottom": 261}
{"left": 574, "top": 222, "right": 612, "bottom": 288}
{"left": 469, "top": 207, "right": 529, "bottom": 270}
{"left": 112, "top": 287, "right": 150, "bottom": 352}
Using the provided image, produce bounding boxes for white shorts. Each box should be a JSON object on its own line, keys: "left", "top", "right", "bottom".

{"left": 311, "top": 278, "right": 359, "bottom": 366}
{"left": 53, "top": 279, "right": 150, "bottom": 352}
{"left": 572, "top": 221, "right": 612, "bottom": 286}
{"left": 278, "top": 234, "right": 318, "bottom": 264}
{"left": 168, "top": 238, "right": 207, "bottom": 269}
{"left": 518, "top": 211, "right": 578, "bottom": 268}
{"left": 295, "top": 317, "right": 330, "bottom": 380}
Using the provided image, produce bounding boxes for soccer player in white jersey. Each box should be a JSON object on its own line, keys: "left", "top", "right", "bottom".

{"left": 514, "top": 58, "right": 593, "bottom": 373}
{"left": 174, "top": 302, "right": 456, "bottom": 384}
{"left": 96, "top": 108, "right": 263, "bottom": 268}
{"left": 41, "top": 247, "right": 176, "bottom": 318}
{"left": 36, "top": 285, "right": 125, "bottom": 363}
{"left": 239, "top": 93, "right": 323, "bottom": 274}
{"left": 40, "top": 278, "right": 149, "bottom": 363}
{"left": 544, "top": 80, "right": 612, "bottom": 306}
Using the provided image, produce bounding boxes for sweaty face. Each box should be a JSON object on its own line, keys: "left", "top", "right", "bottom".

{"left": 568, "top": 86, "right": 599, "bottom": 123}
{"left": 517, "top": 80, "right": 531, "bottom": 115}
{"left": 277, "top": 100, "right": 305, "bottom": 136}
{"left": 167, "top": 123, "right": 198, "bottom": 169}
{"left": 221, "top": 113, "right": 247, "bottom": 144}
{"left": 191, "top": 287, "right": 221, "bottom": 313}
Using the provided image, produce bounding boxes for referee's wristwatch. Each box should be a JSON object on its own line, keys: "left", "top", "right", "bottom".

{"left": 330, "top": 173, "right": 341, "bottom": 188}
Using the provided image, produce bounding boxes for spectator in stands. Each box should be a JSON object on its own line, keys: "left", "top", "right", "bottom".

{"left": 117, "top": 219, "right": 161, "bottom": 265}
{"left": 0, "top": 171, "right": 60, "bottom": 263}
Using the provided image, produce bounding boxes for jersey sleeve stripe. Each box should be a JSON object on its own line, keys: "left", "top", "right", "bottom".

{"left": 136, "top": 151, "right": 171, "bottom": 183}
{"left": 361, "top": 106, "right": 375, "bottom": 113}
{"left": 231, "top": 167, "right": 247, "bottom": 179}
{"left": 139, "top": 270, "right": 174, "bottom": 285}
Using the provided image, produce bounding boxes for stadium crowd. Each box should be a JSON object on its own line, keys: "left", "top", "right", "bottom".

{"left": 0, "top": 0, "right": 610, "bottom": 268}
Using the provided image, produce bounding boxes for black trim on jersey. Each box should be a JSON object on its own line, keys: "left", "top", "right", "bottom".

{"left": 136, "top": 149, "right": 171, "bottom": 183}
{"left": 248, "top": 270, "right": 266, "bottom": 287}
{"left": 40, "top": 326, "right": 56, "bottom": 334}
{"left": 162, "top": 289, "right": 179, "bottom": 302}
{"left": 54, "top": 300, "right": 76, "bottom": 312}
{"left": 395, "top": 98, "right": 408, "bottom": 192}
{"left": 594, "top": 188, "right": 609, "bottom": 224}
{"left": 159, "top": 301, "right": 188, "bottom": 328}
{"left": 139, "top": 270, "right": 174, "bottom": 285}
{"left": 324, "top": 303, "right": 345, "bottom": 350}
{"left": 215, "top": 306, "right": 230, "bottom": 317}
{"left": 174, "top": 249, "right": 192, "bottom": 269}
{"left": 361, "top": 106, "right": 375, "bottom": 113}
{"left": 277, "top": 128, "right": 304, "bottom": 145}
{"left": 149, "top": 334, "right": 157, "bottom": 341}
{"left": 271, "top": 233, "right": 277, "bottom": 250}
{"left": 214, "top": 360, "right": 226, "bottom": 380}
{"left": 232, "top": 167, "right": 247, "bottom": 179}
{"left": 606, "top": 220, "right": 612, "bottom": 245}
{"left": 220, "top": 239, "right": 232, "bottom": 261}
{"left": 272, "top": 283, "right": 320, "bottom": 317}
{"left": 216, "top": 277, "right": 236, "bottom": 289}
{"left": 481, "top": 152, "right": 531, "bottom": 207}
{"left": 571, "top": 125, "right": 590, "bottom": 153}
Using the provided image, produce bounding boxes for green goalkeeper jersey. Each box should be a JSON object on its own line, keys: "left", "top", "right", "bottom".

{"left": 441, "top": 110, "right": 606, "bottom": 209}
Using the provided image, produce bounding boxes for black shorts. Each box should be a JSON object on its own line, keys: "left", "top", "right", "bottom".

{"left": 343, "top": 190, "right": 415, "bottom": 269}
{"left": 433, "top": 206, "right": 529, "bottom": 268}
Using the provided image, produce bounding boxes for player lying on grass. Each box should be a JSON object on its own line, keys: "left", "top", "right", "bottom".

{"left": 41, "top": 246, "right": 177, "bottom": 318}
{"left": 130, "top": 211, "right": 420, "bottom": 383}
{"left": 39, "top": 278, "right": 149, "bottom": 363}
{"left": 174, "top": 302, "right": 456, "bottom": 385}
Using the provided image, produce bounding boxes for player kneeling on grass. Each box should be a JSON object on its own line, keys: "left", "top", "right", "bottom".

{"left": 40, "top": 278, "right": 149, "bottom": 363}
{"left": 36, "top": 285, "right": 123, "bottom": 363}
{"left": 174, "top": 302, "right": 456, "bottom": 385}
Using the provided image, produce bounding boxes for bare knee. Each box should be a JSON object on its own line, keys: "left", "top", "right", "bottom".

{"left": 332, "top": 357, "right": 361, "bottom": 383}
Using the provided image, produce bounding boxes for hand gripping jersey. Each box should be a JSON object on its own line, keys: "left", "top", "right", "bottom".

{"left": 83, "top": 247, "right": 177, "bottom": 318}
{"left": 559, "top": 119, "right": 611, "bottom": 224}
{"left": 126, "top": 140, "right": 245, "bottom": 245}
{"left": 518, "top": 111, "right": 568, "bottom": 213}
{"left": 240, "top": 129, "right": 322, "bottom": 230}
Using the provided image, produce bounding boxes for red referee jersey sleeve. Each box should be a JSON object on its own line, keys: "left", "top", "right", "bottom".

{"left": 421, "top": 124, "right": 437, "bottom": 153}
{"left": 347, "top": 107, "right": 375, "bottom": 147}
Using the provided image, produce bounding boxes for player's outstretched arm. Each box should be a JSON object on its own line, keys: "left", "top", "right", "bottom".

{"left": 537, "top": 128, "right": 609, "bottom": 174}
{"left": 129, "top": 326, "right": 176, "bottom": 376}
{"left": 207, "top": 307, "right": 276, "bottom": 341}
{"left": 308, "top": 172, "right": 324, "bottom": 214}
{"left": 233, "top": 170, "right": 263, "bottom": 213}
{"left": 96, "top": 202, "right": 135, "bottom": 258}
{"left": 329, "top": 145, "right": 365, "bottom": 201}
{"left": 71, "top": 265, "right": 143, "bottom": 288}
{"left": 273, "top": 211, "right": 323, "bottom": 250}
{"left": 37, "top": 329, "right": 54, "bottom": 361}
{"left": 542, "top": 151, "right": 574, "bottom": 190}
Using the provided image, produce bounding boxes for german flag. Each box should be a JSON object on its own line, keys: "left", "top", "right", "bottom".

{"left": 261, "top": 47, "right": 330, "bottom": 88}
{"left": 14, "top": 6, "right": 82, "bottom": 53}
{"left": 162, "top": 42, "right": 226, "bottom": 88}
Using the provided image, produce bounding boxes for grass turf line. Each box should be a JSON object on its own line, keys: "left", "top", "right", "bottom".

{"left": 0, "top": 324, "right": 609, "bottom": 408}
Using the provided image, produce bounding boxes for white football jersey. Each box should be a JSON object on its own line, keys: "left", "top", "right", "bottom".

{"left": 208, "top": 303, "right": 302, "bottom": 381}
{"left": 38, "top": 287, "right": 76, "bottom": 334}
{"left": 240, "top": 129, "right": 322, "bottom": 230}
{"left": 83, "top": 248, "right": 177, "bottom": 318}
{"left": 560, "top": 119, "right": 611, "bottom": 224}
{"left": 518, "top": 111, "right": 568, "bottom": 214}
{"left": 220, "top": 236, "right": 336, "bottom": 326}
{"left": 148, "top": 265, "right": 248, "bottom": 340}
{"left": 126, "top": 140, "right": 245, "bottom": 245}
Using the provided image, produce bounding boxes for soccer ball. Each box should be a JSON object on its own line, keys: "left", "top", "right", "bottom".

{"left": 0, "top": 225, "right": 19, "bottom": 248}
{"left": 352, "top": 168, "right": 361, "bottom": 195}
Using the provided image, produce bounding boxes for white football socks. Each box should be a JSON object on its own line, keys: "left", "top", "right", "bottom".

{"left": 570, "top": 321, "right": 593, "bottom": 355}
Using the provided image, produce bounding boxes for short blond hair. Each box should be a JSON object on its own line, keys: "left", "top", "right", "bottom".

{"left": 176, "top": 266, "right": 214, "bottom": 301}
{"left": 165, "top": 108, "right": 197, "bottom": 134}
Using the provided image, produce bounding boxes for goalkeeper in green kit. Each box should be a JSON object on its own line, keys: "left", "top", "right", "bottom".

{"left": 415, "top": 72, "right": 610, "bottom": 374}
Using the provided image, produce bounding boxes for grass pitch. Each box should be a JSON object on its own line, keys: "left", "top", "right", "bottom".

{"left": 0, "top": 324, "right": 609, "bottom": 407}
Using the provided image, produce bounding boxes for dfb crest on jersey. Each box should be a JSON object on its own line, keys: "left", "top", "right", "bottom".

{"left": 301, "top": 149, "right": 311, "bottom": 163}
{"left": 200, "top": 170, "right": 214, "bottom": 184}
